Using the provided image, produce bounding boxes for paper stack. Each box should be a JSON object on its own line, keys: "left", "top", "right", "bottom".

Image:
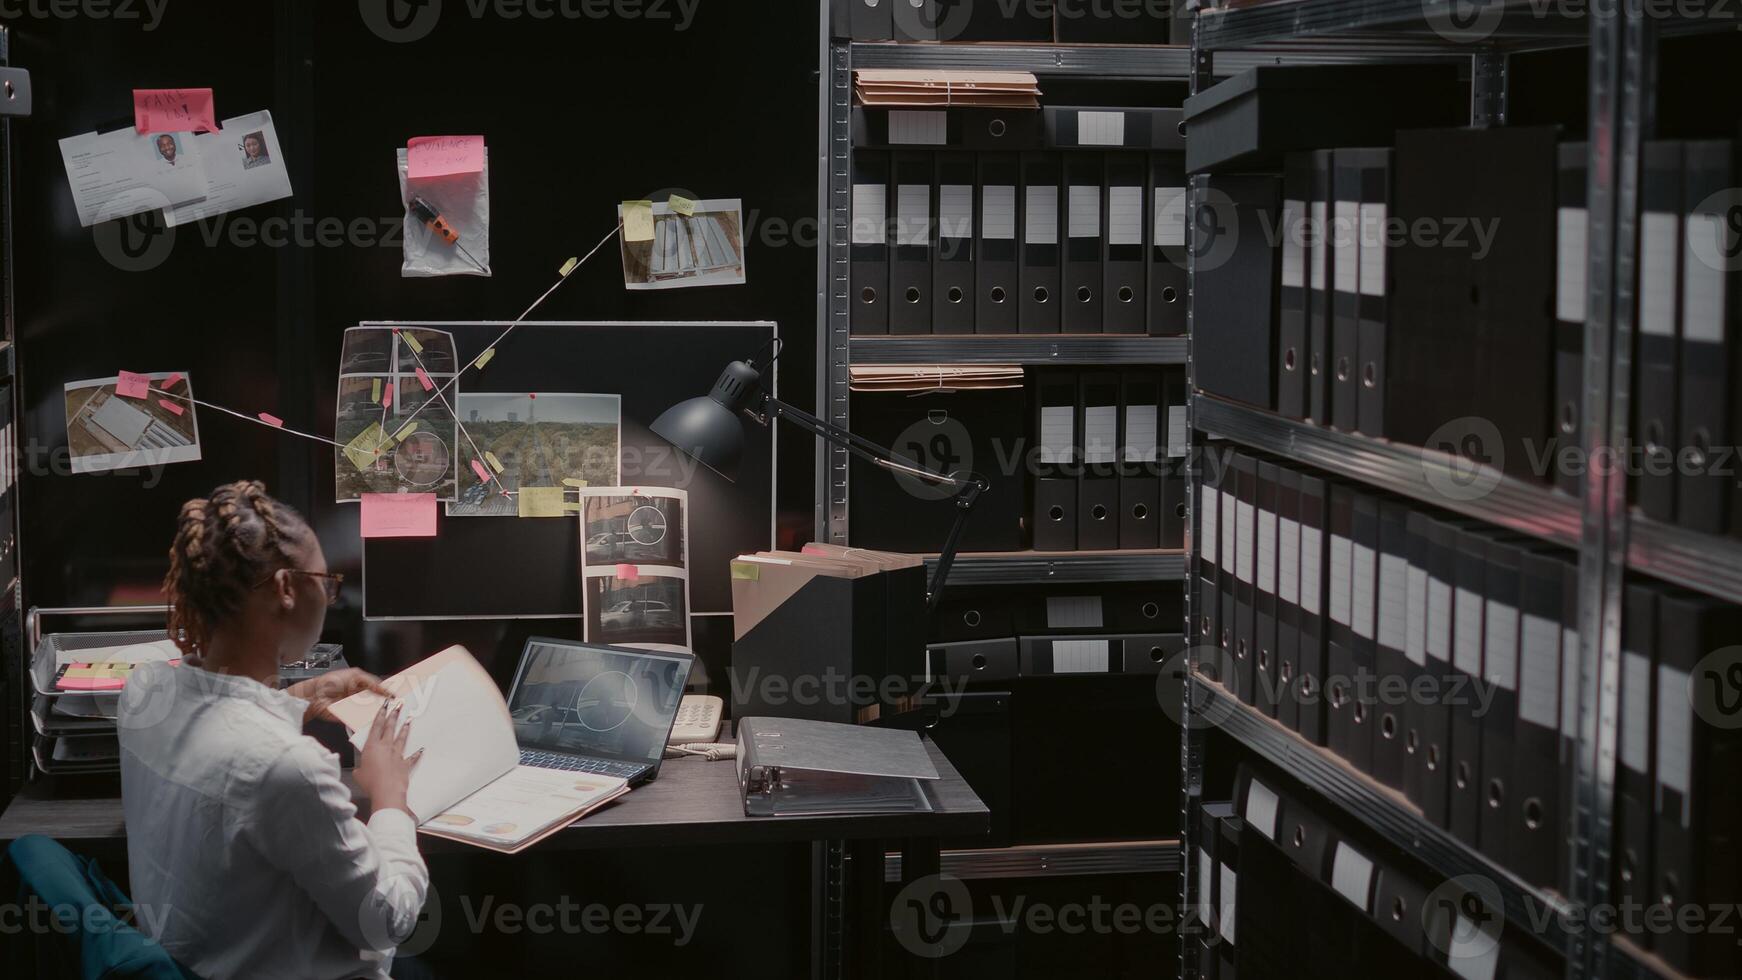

{"left": 853, "top": 70, "right": 1042, "bottom": 109}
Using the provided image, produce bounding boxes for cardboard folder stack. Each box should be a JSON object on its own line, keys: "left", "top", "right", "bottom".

{"left": 730, "top": 544, "right": 927, "bottom": 725}
{"left": 853, "top": 69, "right": 1041, "bottom": 109}
{"left": 847, "top": 364, "right": 1024, "bottom": 393}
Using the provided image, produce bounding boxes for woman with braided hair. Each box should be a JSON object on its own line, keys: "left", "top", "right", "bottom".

{"left": 118, "top": 480, "right": 432, "bottom": 980}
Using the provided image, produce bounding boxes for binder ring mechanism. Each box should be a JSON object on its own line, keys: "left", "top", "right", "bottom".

{"left": 744, "top": 765, "right": 785, "bottom": 797}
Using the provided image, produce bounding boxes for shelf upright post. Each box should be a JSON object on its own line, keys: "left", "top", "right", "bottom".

{"left": 824, "top": 39, "right": 854, "bottom": 547}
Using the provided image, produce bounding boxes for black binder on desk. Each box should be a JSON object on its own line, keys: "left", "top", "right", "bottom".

{"left": 1161, "top": 369, "right": 1188, "bottom": 549}
{"left": 1634, "top": 140, "right": 1683, "bottom": 521}
{"left": 1371, "top": 500, "right": 1412, "bottom": 793}
{"left": 1307, "top": 149, "right": 1334, "bottom": 425}
{"left": 848, "top": 0, "right": 893, "bottom": 40}
{"left": 1196, "top": 451, "right": 1223, "bottom": 655}
{"left": 1615, "top": 581, "right": 1658, "bottom": 947}
{"left": 1325, "top": 483, "right": 1361, "bottom": 766}
{"left": 1401, "top": 511, "right": 1433, "bottom": 811}
{"left": 890, "top": 151, "right": 935, "bottom": 335}
{"left": 1448, "top": 527, "right": 1488, "bottom": 848}
{"left": 932, "top": 152, "right": 976, "bottom": 334}
{"left": 1019, "top": 152, "right": 1062, "bottom": 333}
{"left": 1195, "top": 174, "right": 1283, "bottom": 410}
{"left": 1078, "top": 371, "right": 1122, "bottom": 550}
{"left": 850, "top": 149, "right": 890, "bottom": 334}
{"left": 1419, "top": 516, "right": 1463, "bottom": 829}
{"left": 1330, "top": 149, "right": 1362, "bottom": 431}
{"left": 1118, "top": 370, "right": 1162, "bottom": 550}
{"left": 1147, "top": 152, "right": 1189, "bottom": 336}
{"left": 1296, "top": 473, "right": 1329, "bottom": 745}
{"left": 1555, "top": 142, "right": 1588, "bottom": 500}
{"left": 1255, "top": 460, "right": 1281, "bottom": 717}
{"left": 1276, "top": 468, "right": 1303, "bottom": 731}
{"left": 891, "top": 0, "right": 938, "bottom": 40}
{"left": 1653, "top": 590, "right": 1742, "bottom": 976}
{"left": 736, "top": 718, "right": 939, "bottom": 817}
{"left": 1104, "top": 153, "right": 1148, "bottom": 334}
{"left": 976, "top": 154, "right": 1021, "bottom": 333}
{"left": 1353, "top": 148, "right": 1393, "bottom": 439}
{"left": 1347, "top": 490, "right": 1380, "bottom": 775}
{"left": 1677, "top": 140, "right": 1741, "bottom": 534}
{"left": 1232, "top": 453, "right": 1259, "bottom": 706}
{"left": 1478, "top": 536, "right": 1526, "bottom": 865}
{"left": 1031, "top": 370, "right": 1078, "bottom": 551}
{"left": 1063, "top": 153, "right": 1105, "bottom": 333}
{"left": 1277, "top": 153, "right": 1311, "bottom": 420}
{"left": 1512, "top": 550, "right": 1569, "bottom": 892}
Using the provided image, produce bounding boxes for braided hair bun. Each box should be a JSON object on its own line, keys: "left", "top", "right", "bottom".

{"left": 164, "top": 481, "right": 313, "bottom": 655}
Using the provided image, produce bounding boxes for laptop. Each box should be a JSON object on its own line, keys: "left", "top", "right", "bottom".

{"left": 505, "top": 637, "right": 694, "bottom": 786}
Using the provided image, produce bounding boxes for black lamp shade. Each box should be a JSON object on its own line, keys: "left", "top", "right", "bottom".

{"left": 651, "top": 396, "right": 745, "bottom": 483}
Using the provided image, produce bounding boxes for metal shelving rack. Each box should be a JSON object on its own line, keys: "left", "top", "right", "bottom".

{"left": 1178, "top": 3, "right": 1741, "bottom": 980}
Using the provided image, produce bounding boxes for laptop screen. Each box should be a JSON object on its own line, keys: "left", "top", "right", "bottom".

{"left": 507, "top": 639, "right": 692, "bottom": 765}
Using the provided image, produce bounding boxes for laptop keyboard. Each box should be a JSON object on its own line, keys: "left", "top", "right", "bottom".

{"left": 520, "top": 748, "right": 644, "bottom": 779}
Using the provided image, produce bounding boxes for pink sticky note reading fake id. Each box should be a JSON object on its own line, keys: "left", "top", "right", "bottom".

{"left": 415, "top": 368, "right": 434, "bottom": 391}
{"left": 360, "top": 493, "right": 438, "bottom": 539}
{"left": 407, "top": 136, "right": 485, "bottom": 180}
{"left": 115, "top": 371, "right": 151, "bottom": 399}
{"left": 157, "top": 372, "right": 183, "bottom": 391}
{"left": 157, "top": 398, "right": 184, "bottom": 416}
{"left": 134, "top": 89, "right": 219, "bottom": 135}
{"left": 470, "top": 459, "right": 491, "bottom": 484}
{"left": 615, "top": 564, "right": 640, "bottom": 582}
{"left": 258, "top": 413, "right": 284, "bottom": 428}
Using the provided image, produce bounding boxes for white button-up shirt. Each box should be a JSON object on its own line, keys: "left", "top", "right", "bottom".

{"left": 118, "top": 663, "right": 429, "bottom": 980}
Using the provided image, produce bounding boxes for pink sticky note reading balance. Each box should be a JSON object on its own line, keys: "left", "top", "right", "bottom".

{"left": 407, "top": 135, "right": 485, "bottom": 180}
{"left": 134, "top": 88, "right": 219, "bottom": 135}
{"left": 115, "top": 371, "right": 151, "bottom": 400}
{"left": 360, "top": 493, "right": 438, "bottom": 539}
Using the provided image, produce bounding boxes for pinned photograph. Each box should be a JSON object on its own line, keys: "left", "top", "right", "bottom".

{"left": 582, "top": 567, "right": 690, "bottom": 651}
{"left": 64, "top": 372, "right": 201, "bottom": 474}
{"left": 335, "top": 326, "right": 460, "bottom": 502}
{"left": 166, "top": 110, "right": 295, "bottom": 227}
{"left": 449, "top": 392, "right": 622, "bottom": 517}
{"left": 582, "top": 490, "right": 685, "bottom": 566}
{"left": 619, "top": 198, "right": 747, "bottom": 290}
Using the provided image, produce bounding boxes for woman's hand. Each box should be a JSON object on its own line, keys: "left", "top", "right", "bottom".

{"left": 286, "top": 668, "right": 389, "bottom": 727}
{"left": 353, "top": 698, "right": 423, "bottom": 820}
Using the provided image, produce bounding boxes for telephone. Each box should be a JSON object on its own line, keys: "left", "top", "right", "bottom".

{"left": 668, "top": 694, "right": 724, "bottom": 745}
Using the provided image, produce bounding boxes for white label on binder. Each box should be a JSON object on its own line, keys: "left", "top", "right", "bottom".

{"left": 1257, "top": 509, "right": 1277, "bottom": 594}
{"left": 1038, "top": 406, "right": 1074, "bottom": 464}
{"left": 1300, "top": 526, "right": 1322, "bottom": 616}
{"left": 1124, "top": 404, "right": 1159, "bottom": 463}
{"left": 1046, "top": 595, "right": 1103, "bottom": 629}
{"left": 1166, "top": 406, "right": 1187, "bottom": 459}
{"left": 1053, "top": 639, "right": 1110, "bottom": 673}
{"left": 1683, "top": 213, "right": 1729, "bottom": 344}
{"left": 1621, "top": 651, "right": 1650, "bottom": 774}
{"left": 1519, "top": 613, "right": 1561, "bottom": 729}
{"left": 1328, "top": 534, "right": 1352, "bottom": 626}
{"left": 851, "top": 183, "right": 885, "bottom": 245}
{"left": 1200, "top": 486, "right": 1219, "bottom": 569}
{"left": 1556, "top": 206, "right": 1588, "bottom": 323}
{"left": 1427, "top": 578, "right": 1452, "bottom": 663}
{"left": 1405, "top": 564, "right": 1429, "bottom": 667}
{"left": 1025, "top": 186, "right": 1058, "bottom": 245}
{"left": 1483, "top": 602, "right": 1519, "bottom": 691}
{"left": 1639, "top": 211, "right": 1679, "bottom": 337}
{"left": 982, "top": 186, "right": 1017, "bottom": 240}
{"left": 888, "top": 110, "right": 946, "bottom": 145}
{"left": 1154, "top": 187, "right": 1187, "bottom": 248}
{"left": 1068, "top": 185, "right": 1100, "bottom": 239}
{"left": 1310, "top": 200, "right": 1328, "bottom": 290}
{"left": 1447, "top": 919, "right": 1500, "bottom": 980}
{"left": 1454, "top": 588, "right": 1483, "bottom": 676}
{"left": 1657, "top": 664, "right": 1692, "bottom": 801}
{"left": 1244, "top": 779, "right": 1279, "bottom": 840}
{"left": 1109, "top": 186, "right": 1143, "bottom": 245}
{"left": 1278, "top": 518, "right": 1300, "bottom": 605}
{"left": 938, "top": 184, "right": 974, "bottom": 241}
{"left": 1330, "top": 842, "right": 1374, "bottom": 911}
{"left": 1218, "top": 863, "right": 1237, "bottom": 945}
{"left": 1084, "top": 406, "right": 1119, "bottom": 464}
{"left": 1197, "top": 847, "right": 1213, "bottom": 929}
{"left": 1221, "top": 491, "right": 1236, "bottom": 575}
{"left": 1281, "top": 199, "right": 1306, "bottom": 289}
{"left": 1378, "top": 554, "right": 1408, "bottom": 652}
{"left": 896, "top": 184, "right": 930, "bottom": 247}
{"left": 1352, "top": 543, "right": 1376, "bottom": 640}
{"left": 1076, "top": 110, "right": 1125, "bottom": 146}
{"left": 1236, "top": 501, "right": 1255, "bottom": 585}
{"left": 1561, "top": 625, "right": 1581, "bottom": 740}
{"left": 1333, "top": 200, "right": 1360, "bottom": 295}
{"left": 1358, "top": 202, "right": 1387, "bottom": 297}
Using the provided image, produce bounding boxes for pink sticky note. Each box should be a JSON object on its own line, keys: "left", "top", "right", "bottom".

{"left": 382, "top": 383, "right": 394, "bottom": 408}
{"left": 470, "top": 458, "right": 491, "bottom": 484}
{"left": 415, "top": 367, "right": 434, "bottom": 391}
{"left": 157, "top": 398, "right": 184, "bottom": 416}
{"left": 615, "top": 563, "right": 640, "bottom": 582}
{"left": 407, "top": 135, "right": 485, "bottom": 180}
{"left": 115, "top": 371, "right": 151, "bottom": 399}
{"left": 133, "top": 88, "right": 219, "bottom": 135}
{"left": 157, "top": 372, "right": 182, "bottom": 391}
{"left": 258, "top": 412, "right": 284, "bottom": 428}
{"left": 360, "top": 493, "right": 438, "bottom": 539}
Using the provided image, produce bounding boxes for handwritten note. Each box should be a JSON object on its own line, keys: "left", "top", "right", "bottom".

{"left": 158, "top": 372, "right": 183, "bottom": 391}
{"left": 407, "top": 135, "right": 485, "bottom": 179}
{"left": 616, "top": 563, "right": 640, "bottom": 582}
{"left": 517, "top": 486, "right": 567, "bottom": 519}
{"left": 415, "top": 367, "right": 434, "bottom": 391}
{"left": 259, "top": 412, "right": 284, "bottom": 428}
{"left": 361, "top": 493, "right": 438, "bottom": 539}
{"left": 343, "top": 422, "right": 388, "bottom": 472}
{"left": 668, "top": 195, "right": 697, "bottom": 216}
{"left": 622, "top": 200, "right": 654, "bottom": 242}
{"left": 134, "top": 88, "right": 219, "bottom": 135}
{"left": 115, "top": 371, "right": 151, "bottom": 400}
{"left": 158, "top": 398, "right": 184, "bottom": 416}
{"left": 470, "top": 458, "right": 491, "bottom": 484}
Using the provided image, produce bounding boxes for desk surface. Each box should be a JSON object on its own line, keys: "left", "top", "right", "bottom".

{"left": 0, "top": 736, "right": 988, "bottom": 852}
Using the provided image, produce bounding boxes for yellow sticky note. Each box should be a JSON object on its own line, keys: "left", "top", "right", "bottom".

{"left": 400, "top": 331, "right": 424, "bottom": 355}
{"left": 342, "top": 423, "right": 388, "bottom": 472}
{"left": 558, "top": 257, "right": 579, "bottom": 277}
{"left": 517, "top": 486, "right": 567, "bottom": 518}
{"left": 371, "top": 378, "right": 382, "bottom": 404}
{"left": 473, "top": 348, "right": 496, "bottom": 370}
{"left": 484, "top": 451, "right": 504, "bottom": 474}
{"left": 668, "top": 195, "right": 697, "bottom": 216}
{"left": 394, "top": 421, "right": 419, "bottom": 442}
{"left": 731, "top": 561, "right": 760, "bottom": 581}
{"left": 562, "top": 477, "right": 589, "bottom": 488}
{"left": 622, "top": 200, "right": 654, "bottom": 242}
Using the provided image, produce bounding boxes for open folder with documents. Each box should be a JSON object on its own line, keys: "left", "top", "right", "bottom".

{"left": 327, "top": 646, "right": 628, "bottom": 854}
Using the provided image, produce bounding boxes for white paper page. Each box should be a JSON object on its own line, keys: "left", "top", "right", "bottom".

{"left": 428, "top": 765, "right": 627, "bottom": 849}
{"left": 577, "top": 486, "right": 693, "bottom": 656}
{"left": 60, "top": 125, "right": 209, "bottom": 226}
{"left": 167, "top": 110, "right": 294, "bottom": 226}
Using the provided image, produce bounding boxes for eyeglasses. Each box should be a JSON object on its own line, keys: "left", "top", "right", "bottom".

{"left": 256, "top": 569, "right": 344, "bottom": 606}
